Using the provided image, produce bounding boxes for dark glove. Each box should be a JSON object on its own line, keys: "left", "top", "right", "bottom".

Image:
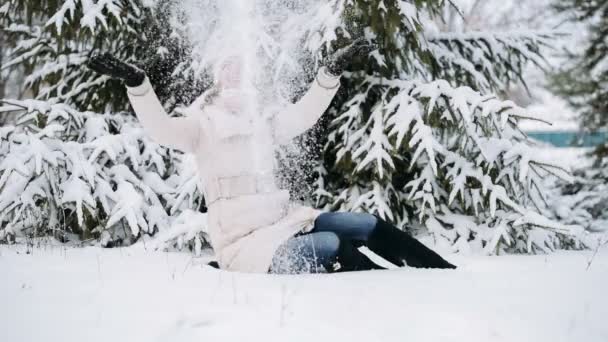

{"left": 325, "top": 38, "right": 375, "bottom": 76}
{"left": 87, "top": 53, "right": 146, "bottom": 87}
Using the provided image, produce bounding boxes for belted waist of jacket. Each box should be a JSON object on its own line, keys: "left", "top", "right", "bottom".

{"left": 205, "top": 173, "right": 278, "bottom": 205}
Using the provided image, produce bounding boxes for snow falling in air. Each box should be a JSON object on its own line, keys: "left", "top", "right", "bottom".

{"left": 172, "top": 0, "right": 332, "bottom": 200}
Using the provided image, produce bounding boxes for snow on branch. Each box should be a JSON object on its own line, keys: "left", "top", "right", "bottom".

{"left": 0, "top": 99, "right": 205, "bottom": 249}
{"left": 322, "top": 72, "right": 583, "bottom": 253}
{"left": 426, "top": 30, "right": 553, "bottom": 92}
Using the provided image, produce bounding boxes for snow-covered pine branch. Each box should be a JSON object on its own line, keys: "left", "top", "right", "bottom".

{"left": 318, "top": 74, "right": 583, "bottom": 253}
{"left": 426, "top": 30, "right": 552, "bottom": 92}
{"left": 547, "top": 0, "right": 608, "bottom": 241}
{"left": 309, "top": 0, "right": 587, "bottom": 254}
{"left": 0, "top": 98, "right": 207, "bottom": 250}
{"left": 0, "top": 1, "right": 211, "bottom": 249}
{"left": 0, "top": 0, "right": 204, "bottom": 113}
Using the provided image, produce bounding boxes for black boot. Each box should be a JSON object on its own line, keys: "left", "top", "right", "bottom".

{"left": 367, "top": 216, "right": 456, "bottom": 269}
{"left": 326, "top": 238, "right": 386, "bottom": 273}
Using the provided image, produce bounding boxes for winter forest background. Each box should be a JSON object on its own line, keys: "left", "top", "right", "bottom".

{"left": 1, "top": 1, "right": 607, "bottom": 341}
{"left": 1, "top": 0, "right": 605, "bottom": 255}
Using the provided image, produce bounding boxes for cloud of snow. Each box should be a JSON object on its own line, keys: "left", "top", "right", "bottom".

{"left": 169, "top": 0, "right": 330, "bottom": 202}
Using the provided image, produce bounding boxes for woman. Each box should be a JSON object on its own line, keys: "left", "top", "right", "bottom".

{"left": 87, "top": 43, "right": 456, "bottom": 274}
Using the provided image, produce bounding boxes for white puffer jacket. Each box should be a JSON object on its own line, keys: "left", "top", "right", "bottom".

{"left": 126, "top": 68, "right": 340, "bottom": 273}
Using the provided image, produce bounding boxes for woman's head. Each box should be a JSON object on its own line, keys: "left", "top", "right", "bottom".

{"left": 215, "top": 56, "right": 243, "bottom": 90}
{"left": 195, "top": 55, "right": 257, "bottom": 114}
{"left": 206, "top": 56, "right": 251, "bottom": 113}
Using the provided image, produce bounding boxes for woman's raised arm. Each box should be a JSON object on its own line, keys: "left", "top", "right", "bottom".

{"left": 87, "top": 53, "right": 200, "bottom": 153}
{"left": 126, "top": 78, "right": 200, "bottom": 153}
{"left": 273, "top": 67, "right": 340, "bottom": 144}
{"left": 273, "top": 39, "right": 375, "bottom": 145}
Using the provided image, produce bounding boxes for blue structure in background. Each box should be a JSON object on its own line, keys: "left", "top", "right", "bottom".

{"left": 527, "top": 131, "right": 608, "bottom": 147}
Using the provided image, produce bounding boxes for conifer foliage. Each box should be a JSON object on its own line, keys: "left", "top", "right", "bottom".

{"left": 306, "top": 0, "right": 584, "bottom": 253}
{"left": 0, "top": 0, "right": 207, "bottom": 251}
{"left": 0, "top": 0, "right": 587, "bottom": 254}
{"left": 548, "top": 0, "right": 608, "bottom": 234}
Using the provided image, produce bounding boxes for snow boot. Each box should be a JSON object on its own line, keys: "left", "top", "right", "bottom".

{"left": 326, "top": 237, "right": 385, "bottom": 272}
{"left": 367, "top": 216, "right": 456, "bottom": 269}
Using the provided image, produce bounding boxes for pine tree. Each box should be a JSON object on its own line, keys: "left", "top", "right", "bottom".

{"left": 304, "top": 0, "right": 585, "bottom": 254}
{"left": 0, "top": 0, "right": 207, "bottom": 251}
{"left": 552, "top": 0, "right": 607, "bottom": 150}
{"left": 0, "top": 0, "right": 588, "bottom": 255}
{"left": 548, "top": 0, "right": 608, "bottom": 233}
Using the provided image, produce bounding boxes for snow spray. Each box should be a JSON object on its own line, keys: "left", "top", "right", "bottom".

{"left": 171, "top": 0, "right": 328, "bottom": 201}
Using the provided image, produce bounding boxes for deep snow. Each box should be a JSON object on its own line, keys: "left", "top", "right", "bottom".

{"left": 1, "top": 243, "right": 607, "bottom": 342}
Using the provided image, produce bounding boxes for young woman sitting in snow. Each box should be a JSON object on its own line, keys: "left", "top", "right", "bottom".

{"left": 87, "top": 42, "right": 456, "bottom": 274}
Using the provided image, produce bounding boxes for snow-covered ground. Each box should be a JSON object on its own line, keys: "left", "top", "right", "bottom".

{"left": 1, "top": 244, "right": 607, "bottom": 342}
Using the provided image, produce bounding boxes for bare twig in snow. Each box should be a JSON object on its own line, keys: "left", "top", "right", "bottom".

{"left": 231, "top": 274, "right": 238, "bottom": 305}
{"left": 279, "top": 283, "right": 288, "bottom": 328}
{"left": 586, "top": 237, "right": 608, "bottom": 271}
{"left": 96, "top": 254, "right": 104, "bottom": 286}
{"left": 182, "top": 256, "right": 193, "bottom": 276}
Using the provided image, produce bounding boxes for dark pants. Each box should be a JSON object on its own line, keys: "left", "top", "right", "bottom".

{"left": 269, "top": 212, "right": 378, "bottom": 274}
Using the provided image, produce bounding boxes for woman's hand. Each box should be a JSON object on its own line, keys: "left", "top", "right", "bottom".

{"left": 325, "top": 38, "right": 375, "bottom": 76}
{"left": 87, "top": 53, "right": 146, "bottom": 87}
